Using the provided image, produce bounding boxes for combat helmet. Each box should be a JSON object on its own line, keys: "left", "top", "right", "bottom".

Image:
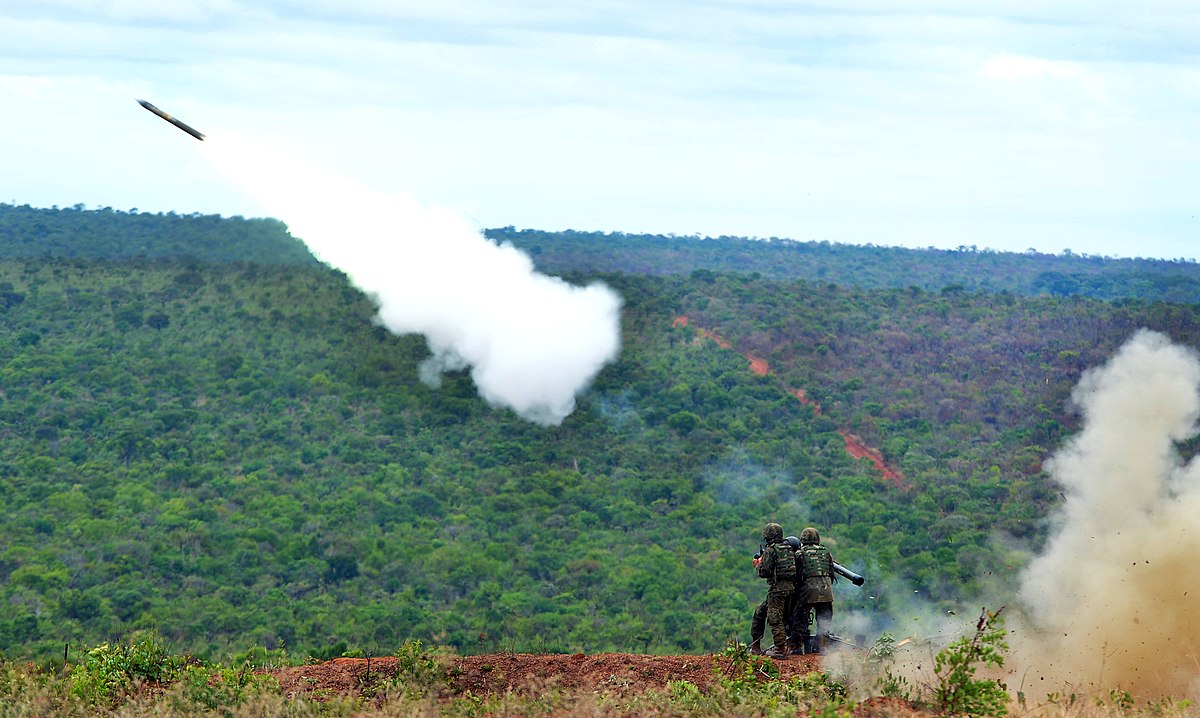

{"left": 762, "top": 522, "right": 784, "bottom": 543}
{"left": 800, "top": 527, "right": 820, "bottom": 544}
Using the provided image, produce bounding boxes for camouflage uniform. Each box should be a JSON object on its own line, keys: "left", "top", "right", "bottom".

{"left": 792, "top": 526, "right": 835, "bottom": 654}
{"left": 750, "top": 523, "right": 795, "bottom": 657}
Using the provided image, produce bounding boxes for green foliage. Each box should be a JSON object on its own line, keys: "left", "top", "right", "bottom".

{"left": 869, "top": 633, "right": 915, "bottom": 701}
{"left": 31, "top": 635, "right": 275, "bottom": 714}
{"left": 174, "top": 662, "right": 276, "bottom": 712}
{"left": 932, "top": 607, "right": 1009, "bottom": 718}
{"left": 1106, "top": 689, "right": 1136, "bottom": 713}
{"left": 491, "top": 227, "right": 1200, "bottom": 303}
{"left": 702, "top": 639, "right": 853, "bottom": 717}
{"left": 714, "top": 637, "right": 779, "bottom": 697}
{"left": 69, "top": 631, "right": 184, "bottom": 704}
{"left": 1141, "top": 697, "right": 1195, "bottom": 717}
{"left": 785, "top": 671, "right": 853, "bottom": 711}
{"left": 387, "top": 639, "right": 448, "bottom": 698}
{"left": 2, "top": 210, "right": 1200, "bottom": 660}
{"left": 0, "top": 203, "right": 316, "bottom": 265}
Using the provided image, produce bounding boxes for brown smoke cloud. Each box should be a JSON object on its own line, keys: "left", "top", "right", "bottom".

{"left": 1012, "top": 329, "right": 1200, "bottom": 698}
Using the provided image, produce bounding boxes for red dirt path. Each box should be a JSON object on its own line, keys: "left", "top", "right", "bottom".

{"left": 673, "top": 316, "right": 908, "bottom": 489}
{"left": 840, "top": 432, "right": 906, "bottom": 488}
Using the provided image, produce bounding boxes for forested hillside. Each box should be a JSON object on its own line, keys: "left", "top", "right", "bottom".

{"left": 491, "top": 227, "right": 1200, "bottom": 304}
{"left": 1, "top": 203, "right": 1199, "bottom": 661}
{"left": 0, "top": 204, "right": 315, "bottom": 265}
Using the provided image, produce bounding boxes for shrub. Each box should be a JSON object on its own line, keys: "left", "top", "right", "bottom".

{"left": 70, "top": 631, "right": 184, "bottom": 705}
{"left": 174, "top": 662, "right": 277, "bottom": 712}
{"left": 388, "top": 639, "right": 448, "bottom": 699}
{"left": 932, "top": 606, "right": 1009, "bottom": 718}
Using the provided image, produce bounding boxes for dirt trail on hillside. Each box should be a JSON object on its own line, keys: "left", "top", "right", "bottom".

{"left": 672, "top": 316, "right": 908, "bottom": 489}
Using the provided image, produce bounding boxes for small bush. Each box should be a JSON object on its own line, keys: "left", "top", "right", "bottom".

{"left": 870, "top": 632, "right": 915, "bottom": 701}
{"left": 70, "top": 630, "right": 184, "bottom": 705}
{"left": 174, "top": 662, "right": 277, "bottom": 712}
{"left": 932, "top": 606, "right": 1009, "bottom": 718}
{"left": 387, "top": 639, "right": 449, "bottom": 699}
{"left": 705, "top": 639, "right": 854, "bottom": 716}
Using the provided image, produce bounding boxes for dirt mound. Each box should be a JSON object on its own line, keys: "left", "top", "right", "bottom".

{"left": 449, "top": 652, "right": 822, "bottom": 696}
{"left": 270, "top": 652, "right": 822, "bottom": 698}
{"left": 271, "top": 656, "right": 399, "bottom": 697}
{"left": 268, "top": 653, "right": 933, "bottom": 718}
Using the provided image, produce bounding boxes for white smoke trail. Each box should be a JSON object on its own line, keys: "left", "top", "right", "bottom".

{"left": 1012, "top": 329, "right": 1200, "bottom": 697}
{"left": 202, "top": 133, "right": 621, "bottom": 425}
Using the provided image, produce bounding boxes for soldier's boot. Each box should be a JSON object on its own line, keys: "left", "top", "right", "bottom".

{"left": 748, "top": 638, "right": 763, "bottom": 656}
{"left": 789, "top": 636, "right": 803, "bottom": 655}
{"left": 763, "top": 644, "right": 790, "bottom": 660}
{"left": 805, "top": 636, "right": 821, "bottom": 655}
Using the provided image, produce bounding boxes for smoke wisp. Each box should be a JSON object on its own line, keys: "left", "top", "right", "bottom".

{"left": 202, "top": 133, "right": 621, "bottom": 426}
{"left": 1013, "top": 329, "right": 1200, "bottom": 697}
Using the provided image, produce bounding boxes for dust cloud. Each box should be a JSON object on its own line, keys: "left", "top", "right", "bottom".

{"left": 201, "top": 133, "right": 621, "bottom": 426}
{"left": 1012, "top": 329, "right": 1200, "bottom": 697}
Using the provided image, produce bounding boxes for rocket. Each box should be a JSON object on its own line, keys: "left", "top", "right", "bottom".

{"left": 137, "top": 99, "right": 205, "bottom": 141}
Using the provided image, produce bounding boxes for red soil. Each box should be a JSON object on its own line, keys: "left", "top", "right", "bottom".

{"left": 674, "top": 316, "right": 907, "bottom": 489}
{"left": 267, "top": 653, "right": 930, "bottom": 718}
{"left": 270, "top": 652, "right": 822, "bottom": 697}
{"left": 840, "top": 431, "right": 908, "bottom": 489}
{"left": 791, "top": 387, "right": 822, "bottom": 411}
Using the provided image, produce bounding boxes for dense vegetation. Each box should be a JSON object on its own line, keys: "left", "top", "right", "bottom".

{"left": 0, "top": 203, "right": 316, "bottom": 265}
{"left": 491, "top": 227, "right": 1200, "bottom": 303}
{"left": 1, "top": 203, "right": 1199, "bottom": 663}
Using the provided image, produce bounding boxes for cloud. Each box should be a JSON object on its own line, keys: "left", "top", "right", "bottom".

{"left": 1, "top": 0, "right": 1198, "bottom": 260}
{"left": 4, "top": 0, "right": 235, "bottom": 26}
{"left": 979, "top": 53, "right": 1107, "bottom": 102}
{"left": 980, "top": 54, "right": 1087, "bottom": 82}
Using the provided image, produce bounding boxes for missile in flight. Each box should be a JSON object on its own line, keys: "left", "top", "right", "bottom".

{"left": 137, "top": 99, "right": 205, "bottom": 141}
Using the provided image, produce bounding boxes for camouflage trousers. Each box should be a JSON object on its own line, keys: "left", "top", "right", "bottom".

{"left": 751, "top": 583, "right": 794, "bottom": 650}
{"left": 792, "top": 601, "right": 834, "bottom": 651}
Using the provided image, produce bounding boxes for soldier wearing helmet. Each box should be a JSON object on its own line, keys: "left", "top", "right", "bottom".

{"left": 748, "top": 522, "right": 796, "bottom": 659}
{"left": 793, "top": 526, "right": 836, "bottom": 654}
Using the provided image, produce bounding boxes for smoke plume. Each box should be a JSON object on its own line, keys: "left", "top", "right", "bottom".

{"left": 201, "top": 134, "right": 621, "bottom": 426}
{"left": 1013, "top": 329, "right": 1200, "bottom": 697}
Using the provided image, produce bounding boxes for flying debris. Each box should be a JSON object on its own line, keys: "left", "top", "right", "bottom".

{"left": 137, "top": 99, "right": 205, "bottom": 141}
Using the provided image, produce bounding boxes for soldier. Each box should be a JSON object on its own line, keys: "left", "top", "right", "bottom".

{"left": 748, "top": 522, "right": 796, "bottom": 659}
{"left": 793, "top": 526, "right": 835, "bottom": 654}
{"left": 781, "top": 536, "right": 804, "bottom": 654}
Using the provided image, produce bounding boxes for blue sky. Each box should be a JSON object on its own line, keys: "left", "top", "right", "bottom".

{"left": 2, "top": 1, "right": 1197, "bottom": 260}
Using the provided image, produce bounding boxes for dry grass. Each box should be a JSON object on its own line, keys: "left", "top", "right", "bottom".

{"left": 3, "top": 648, "right": 1197, "bottom": 718}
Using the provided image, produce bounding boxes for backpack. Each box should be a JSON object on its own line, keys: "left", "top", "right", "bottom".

{"left": 798, "top": 544, "right": 832, "bottom": 578}
{"left": 772, "top": 542, "right": 797, "bottom": 581}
